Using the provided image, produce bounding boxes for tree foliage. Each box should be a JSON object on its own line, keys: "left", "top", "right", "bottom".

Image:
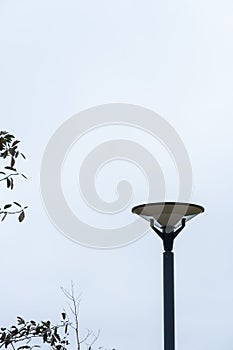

{"left": 0, "top": 315, "right": 69, "bottom": 350}
{"left": 0, "top": 131, "right": 27, "bottom": 222}
{"left": 0, "top": 284, "right": 115, "bottom": 350}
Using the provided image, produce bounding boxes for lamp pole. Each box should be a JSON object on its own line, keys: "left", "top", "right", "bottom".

{"left": 163, "top": 250, "right": 175, "bottom": 350}
{"left": 149, "top": 218, "right": 186, "bottom": 350}
{"left": 132, "top": 202, "right": 204, "bottom": 350}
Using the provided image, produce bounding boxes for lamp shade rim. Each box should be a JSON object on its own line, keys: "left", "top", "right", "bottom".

{"left": 132, "top": 201, "right": 205, "bottom": 213}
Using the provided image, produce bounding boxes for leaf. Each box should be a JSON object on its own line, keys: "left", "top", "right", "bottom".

{"left": 11, "top": 327, "right": 18, "bottom": 336}
{"left": 6, "top": 178, "right": 10, "bottom": 188}
{"left": 5, "top": 166, "right": 16, "bottom": 171}
{"left": 54, "top": 334, "right": 60, "bottom": 342}
{"left": 12, "top": 140, "right": 20, "bottom": 147}
{"left": 17, "top": 316, "right": 25, "bottom": 325}
{"left": 61, "top": 312, "right": 66, "bottom": 320}
{"left": 6, "top": 134, "right": 14, "bottom": 139}
{"left": 4, "top": 204, "right": 12, "bottom": 209}
{"left": 42, "top": 333, "right": 47, "bottom": 342}
{"left": 13, "top": 201, "right": 21, "bottom": 207}
{"left": 2, "top": 150, "right": 8, "bottom": 158}
{"left": 21, "top": 174, "right": 27, "bottom": 179}
{"left": 51, "top": 335, "right": 56, "bottom": 346}
{"left": 11, "top": 157, "right": 15, "bottom": 168}
{"left": 18, "top": 211, "right": 25, "bottom": 223}
{"left": 21, "top": 153, "right": 26, "bottom": 159}
{"left": 1, "top": 213, "right": 7, "bottom": 221}
{"left": 0, "top": 171, "right": 6, "bottom": 175}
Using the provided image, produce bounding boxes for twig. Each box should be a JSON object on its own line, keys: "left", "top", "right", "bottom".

{"left": 0, "top": 173, "right": 20, "bottom": 182}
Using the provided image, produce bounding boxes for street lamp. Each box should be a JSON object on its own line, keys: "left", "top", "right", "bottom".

{"left": 132, "top": 202, "right": 204, "bottom": 350}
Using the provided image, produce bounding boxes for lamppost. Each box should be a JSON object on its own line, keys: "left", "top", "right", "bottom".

{"left": 132, "top": 202, "right": 204, "bottom": 350}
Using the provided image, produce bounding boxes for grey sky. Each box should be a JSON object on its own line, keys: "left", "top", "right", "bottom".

{"left": 0, "top": 0, "right": 233, "bottom": 349}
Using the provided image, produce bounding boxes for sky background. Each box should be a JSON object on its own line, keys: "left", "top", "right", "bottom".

{"left": 0, "top": 0, "right": 233, "bottom": 349}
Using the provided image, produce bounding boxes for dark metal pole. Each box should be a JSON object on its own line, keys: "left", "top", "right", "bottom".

{"left": 163, "top": 251, "right": 175, "bottom": 350}
{"left": 149, "top": 219, "right": 185, "bottom": 349}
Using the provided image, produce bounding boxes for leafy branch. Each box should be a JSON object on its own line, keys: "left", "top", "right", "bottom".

{"left": 0, "top": 315, "right": 70, "bottom": 350}
{"left": 0, "top": 202, "right": 28, "bottom": 222}
{"left": 0, "top": 131, "right": 28, "bottom": 222}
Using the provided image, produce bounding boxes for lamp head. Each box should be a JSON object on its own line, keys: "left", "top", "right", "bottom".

{"left": 132, "top": 202, "right": 204, "bottom": 230}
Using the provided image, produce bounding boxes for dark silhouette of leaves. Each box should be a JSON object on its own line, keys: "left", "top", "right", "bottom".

{"left": 0, "top": 130, "right": 28, "bottom": 222}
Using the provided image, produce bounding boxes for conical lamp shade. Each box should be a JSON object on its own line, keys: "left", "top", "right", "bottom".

{"left": 132, "top": 202, "right": 204, "bottom": 228}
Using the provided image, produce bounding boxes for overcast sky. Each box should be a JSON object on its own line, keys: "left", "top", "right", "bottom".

{"left": 1, "top": 1, "right": 233, "bottom": 349}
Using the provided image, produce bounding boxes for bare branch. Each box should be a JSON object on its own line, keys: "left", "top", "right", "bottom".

{"left": 61, "top": 282, "right": 82, "bottom": 350}
{"left": 80, "top": 329, "right": 93, "bottom": 344}
{"left": 88, "top": 330, "right": 100, "bottom": 348}
{"left": 0, "top": 173, "right": 20, "bottom": 182}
